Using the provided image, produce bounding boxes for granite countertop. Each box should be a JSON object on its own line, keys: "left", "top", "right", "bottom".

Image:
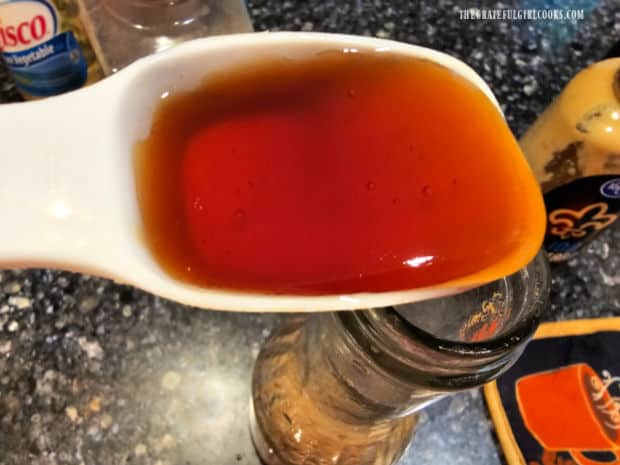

{"left": 1, "top": 1, "right": 619, "bottom": 464}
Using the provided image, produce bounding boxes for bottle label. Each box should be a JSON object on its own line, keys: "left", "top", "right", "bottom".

{"left": 0, "top": 0, "right": 88, "bottom": 96}
{"left": 544, "top": 175, "right": 620, "bottom": 262}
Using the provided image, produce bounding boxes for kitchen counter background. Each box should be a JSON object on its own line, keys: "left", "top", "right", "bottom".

{"left": 1, "top": 1, "right": 619, "bottom": 464}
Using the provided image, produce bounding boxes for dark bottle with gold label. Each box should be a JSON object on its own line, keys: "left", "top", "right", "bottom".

{"left": 520, "top": 58, "right": 620, "bottom": 262}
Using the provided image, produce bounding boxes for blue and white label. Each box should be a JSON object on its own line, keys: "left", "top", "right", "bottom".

{"left": 0, "top": 0, "right": 88, "bottom": 96}
{"left": 601, "top": 178, "right": 620, "bottom": 199}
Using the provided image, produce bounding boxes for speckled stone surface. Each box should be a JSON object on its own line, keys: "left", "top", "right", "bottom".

{"left": 1, "top": 1, "right": 619, "bottom": 464}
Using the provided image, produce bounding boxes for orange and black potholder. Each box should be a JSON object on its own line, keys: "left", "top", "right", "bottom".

{"left": 485, "top": 318, "right": 620, "bottom": 465}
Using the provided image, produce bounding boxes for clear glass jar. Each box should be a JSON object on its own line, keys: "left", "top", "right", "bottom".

{"left": 77, "top": 0, "right": 253, "bottom": 74}
{"left": 250, "top": 252, "right": 550, "bottom": 465}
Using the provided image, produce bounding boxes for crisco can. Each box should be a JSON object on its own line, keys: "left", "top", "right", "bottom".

{"left": 0, "top": 0, "right": 103, "bottom": 98}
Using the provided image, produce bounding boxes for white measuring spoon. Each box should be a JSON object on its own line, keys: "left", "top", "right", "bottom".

{"left": 0, "top": 32, "right": 534, "bottom": 312}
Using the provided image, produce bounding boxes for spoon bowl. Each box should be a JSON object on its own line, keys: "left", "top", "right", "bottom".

{"left": 0, "top": 32, "right": 541, "bottom": 312}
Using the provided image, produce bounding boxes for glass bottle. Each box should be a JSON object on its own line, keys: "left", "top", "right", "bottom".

{"left": 250, "top": 252, "right": 549, "bottom": 465}
{"left": 520, "top": 58, "right": 620, "bottom": 262}
{"left": 77, "top": 0, "right": 253, "bottom": 74}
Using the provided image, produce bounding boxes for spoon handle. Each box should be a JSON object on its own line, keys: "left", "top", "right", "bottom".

{"left": 0, "top": 85, "right": 129, "bottom": 276}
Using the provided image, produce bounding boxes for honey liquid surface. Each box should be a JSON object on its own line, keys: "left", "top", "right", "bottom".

{"left": 135, "top": 51, "right": 544, "bottom": 295}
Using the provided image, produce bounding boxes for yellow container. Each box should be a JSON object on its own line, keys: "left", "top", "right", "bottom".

{"left": 520, "top": 58, "right": 620, "bottom": 262}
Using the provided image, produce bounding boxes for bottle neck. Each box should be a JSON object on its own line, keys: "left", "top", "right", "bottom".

{"left": 345, "top": 309, "right": 532, "bottom": 390}
{"left": 301, "top": 313, "right": 439, "bottom": 423}
{"left": 301, "top": 308, "right": 533, "bottom": 423}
